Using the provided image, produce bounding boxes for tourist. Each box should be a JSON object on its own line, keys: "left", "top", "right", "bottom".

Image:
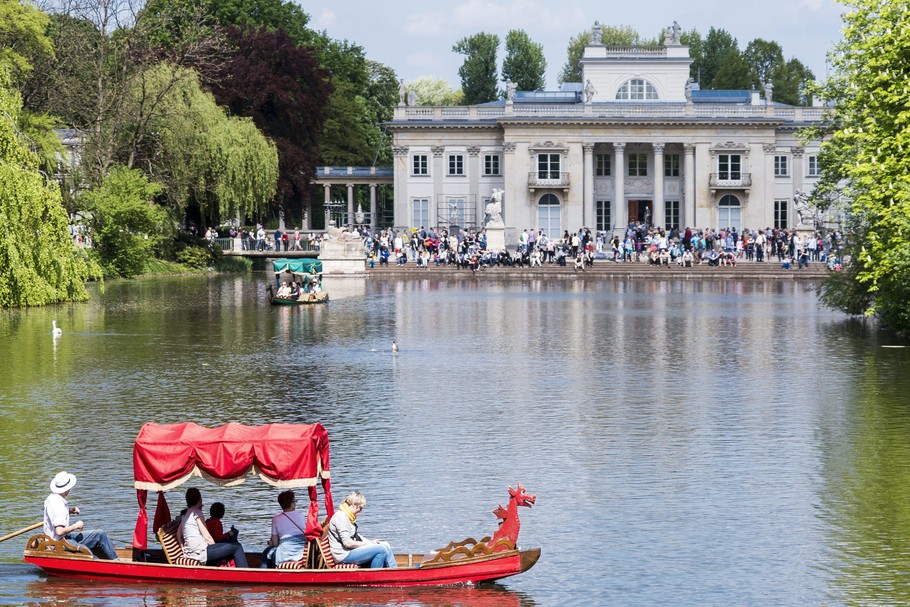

{"left": 43, "top": 471, "right": 117, "bottom": 560}
{"left": 205, "top": 502, "right": 238, "bottom": 544}
{"left": 327, "top": 491, "right": 396, "bottom": 569}
{"left": 177, "top": 487, "right": 248, "bottom": 568}
{"left": 268, "top": 490, "right": 309, "bottom": 566}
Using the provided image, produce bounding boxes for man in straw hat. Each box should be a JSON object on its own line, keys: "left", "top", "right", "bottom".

{"left": 43, "top": 471, "right": 117, "bottom": 559}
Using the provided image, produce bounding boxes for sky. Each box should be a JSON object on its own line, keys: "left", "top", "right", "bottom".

{"left": 304, "top": 0, "right": 846, "bottom": 90}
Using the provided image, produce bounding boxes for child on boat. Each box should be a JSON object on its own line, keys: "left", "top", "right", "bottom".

{"left": 205, "top": 502, "right": 238, "bottom": 544}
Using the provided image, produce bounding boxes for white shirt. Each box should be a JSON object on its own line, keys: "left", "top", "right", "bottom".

{"left": 271, "top": 511, "right": 308, "bottom": 538}
{"left": 43, "top": 493, "right": 69, "bottom": 540}
{"left": 180, "top": 507, "right": 208, "bottom": 563}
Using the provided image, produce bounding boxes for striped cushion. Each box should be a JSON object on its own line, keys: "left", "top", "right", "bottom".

{"left": 276, "top": 544, "right": 308, "bottom": 569}
{"left": 156, "top": 526, "right": 184, "bottom": 565}
{"left": 318, "top": 536, "right": 359, "bottom": 569}
{"left": 174, "top": 556, "right": 200, "bottom": 566}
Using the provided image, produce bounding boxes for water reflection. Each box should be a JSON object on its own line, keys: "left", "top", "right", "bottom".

{"left": 2, "top": 275, "right": 910, "bottom": 606}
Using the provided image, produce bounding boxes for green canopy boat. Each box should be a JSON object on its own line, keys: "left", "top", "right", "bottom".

{"left": 267, "top": 259, "right": 328, "bottom": 305}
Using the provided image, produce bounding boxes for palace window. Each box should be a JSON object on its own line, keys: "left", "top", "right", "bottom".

{"left": 484, "top": 154, "right": 501, "bottom": 176}
{"left": 665, "top": 201, "right": 680, "bottom": 230}
{"left": 774, "top": 199, "right": 789, "bottom": 228}
{"left": 538, "top": 193, "right": 561, "bottom": 236}
{"left": 665, "top": 154, "right": 680, "bottom": 177}
{"left": 412, "top": 154, "right": 428, "bottom": 176}
{"left": 448, "top": 154, "right": 464, "bottom": 176}
{"left": 628, "top": 153, "right": 648, "bottom": 177}
{"left": 411, "top": 198, "right": 429, "bottom": 228}
{"left": 596, "top": 154, "right": 611, "bottom": 177}
{"left": 718, "top": 194, "right": 742, "bottom": 231}
{"left": 596, "top": 200, "right": 611, "bottom": 232}
{"left": 537, "top": 153, "right": 561, "bottom": 180}
{"left": 807, "top": 155, "right": 820, "bottom": 177}
{"left": 774, "top": 155, "right": 789, "bottom": 177}
{"left": 615, "top": 79, "right": 659, "bottom": 100}
{"left": 717, "top": 154, "right": 742, "bottom": 180}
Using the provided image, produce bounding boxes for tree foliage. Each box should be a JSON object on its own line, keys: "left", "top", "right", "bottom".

{"left": 208, "top": 26, "right": 330, "bottom": 214}
{"left": 453, "top": 32, "right": 499, "bottom": 104}
{"left": 80, "top": 165, "right": 168, "bottom": 278}
{"left": 138, "top": 63, "right": 278, "bottom": 222}
{"left": 812, "top": 0, "right": 910, "bottom": 334}
{"left": 0, "top": 63, "right": 98, "bottom": 307}
{"left": 408, "top": 77, "right": 463, "bottom": 106}
{"left": 0, "top": 0, "right": 53, "bottom": 84}
{"left": 501, "top": 29, "right": 546, "bottom": 93}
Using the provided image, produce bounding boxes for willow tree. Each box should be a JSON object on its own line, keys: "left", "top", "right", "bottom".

{"left": 137, "top": 63, "right": 278, "bottom": 223}
{"left": 0, "top": 66, "right": 98, "bottom": 307}
{"left": 813, "top": 0, "right": 910, "bottom": 334}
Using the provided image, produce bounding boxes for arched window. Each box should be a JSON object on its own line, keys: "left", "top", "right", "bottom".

{"left": 615, "top": 79, "right": 659, "bottom": 100}
{"left": 538, "top": 194, "right": 560, "bottom": 236}
{"left": 718, "top": 194, "right": 742, "bottom": 231}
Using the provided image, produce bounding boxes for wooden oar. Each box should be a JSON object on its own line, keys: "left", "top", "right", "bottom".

{"left": 0, "top": 522, "right": 43, "bottom": 543}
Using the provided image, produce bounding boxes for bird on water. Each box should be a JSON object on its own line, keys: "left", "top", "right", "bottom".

{"left": 52, "top": 321, "right": 62, "bottom": 336}
{"left": 392, "top": 341, "right": 399, "bottom": 353}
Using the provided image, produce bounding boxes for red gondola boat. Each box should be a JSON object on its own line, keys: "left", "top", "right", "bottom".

{"left": 24, "top": 422, "right": 540, "bottom": 587}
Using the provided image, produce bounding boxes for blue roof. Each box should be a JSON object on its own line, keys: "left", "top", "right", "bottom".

{"left": 691, "top": 90, "right": 752, "bottom": 104}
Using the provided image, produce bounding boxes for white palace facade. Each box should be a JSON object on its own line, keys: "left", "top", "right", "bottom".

{"left": 386, "top": 26, "right": 826, "bottom": 238}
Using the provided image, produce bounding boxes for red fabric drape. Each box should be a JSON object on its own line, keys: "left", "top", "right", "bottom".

{"left": 152, "top": 491, "right": 171, "bottom": 533}
{"left": 132, "top": 423, "right": 334, "bottom": 547}
{"left": 132, "top": 490, "right": 148, "bottom": 550}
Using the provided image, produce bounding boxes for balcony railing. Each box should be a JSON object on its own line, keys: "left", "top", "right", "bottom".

{"left": 528, "top": 171, "right": 571, "bottom": 187}
{"left": 709, "top": 173, "right": 752, "bottom": 188}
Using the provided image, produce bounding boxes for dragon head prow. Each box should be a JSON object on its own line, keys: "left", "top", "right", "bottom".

{"left": 509, "top": 483, "right": 536, "bottom": 508}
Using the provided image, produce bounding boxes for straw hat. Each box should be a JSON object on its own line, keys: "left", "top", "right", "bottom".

{"left": 50, "top": 471, "right": 77, "bottom": 494}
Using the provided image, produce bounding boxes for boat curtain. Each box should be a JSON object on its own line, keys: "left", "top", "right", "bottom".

{"left": 132, "top": 422, "right": 333, "bottom": 548}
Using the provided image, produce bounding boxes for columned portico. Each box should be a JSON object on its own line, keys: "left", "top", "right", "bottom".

{"left": 583, "top": 143, "right": 595, "bottom": 228}
{"left": 652, "top": 143, "right": 665, "bottom": 229}
{"left": 614, "top": 143, "right": 627, "bottom": 231}
{"left": 684, "top": 144, "right": 696, "bottom": 229}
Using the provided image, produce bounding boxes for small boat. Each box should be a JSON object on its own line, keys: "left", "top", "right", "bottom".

{"left": 24, "top": 422, "right": 540, "bottom": 587}
{"left": 267, "top": 259, "right": 328, "bottom": 305}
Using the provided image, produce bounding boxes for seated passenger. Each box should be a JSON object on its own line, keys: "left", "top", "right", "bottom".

{"left": 289, "top": 282, "right": 301, "bottom": 300}
{"left": 177, "top": 487, "right": 248, "bottom": 568}
{"left": 276, "top": 281, "right": 291, "bottom": 298}
{"left": 328, "top": 492, "right": 397, "bottom": 569}
{"left": 205, "top": 501, "right": 238, "bottom": 544}
{"left": 269, "top": 490, "right": 309, "bottom": 566}
{"left": 707, "top": 250, "right": 720, "bottom": 266}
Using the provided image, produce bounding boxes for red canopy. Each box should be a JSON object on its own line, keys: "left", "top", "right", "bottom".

{"left": 131, "top": 422, "right": 334, "bottom": 549}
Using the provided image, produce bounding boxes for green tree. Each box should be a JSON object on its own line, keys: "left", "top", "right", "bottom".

{"left": 408, "top": 77, "right": 463, "bottom": 106}
{"left": 773, "top": 57, "right": 814, "bottom": 106}
{"left": 812, "top": 0, "right": 910, "bottom": 334}
{"left": 501, "top": 29, "right": 546, "bottom": 93}
{"left": 0, "top": 64, "right": 98, "bottom": 307}
{"left": 80, "top": 166, "right": 168, "bottom": 278}
{"left": 696, "top": 27, "right": 740, "bottom": 89}
{"left": 712, "top": 48, "right": 752, "bottom": 90}
{"left": 0, "top": 0, "right": 53, "bottom": 83}
{"left": 743, "top": 39, "right": 785, "bottom": 90}
{"left": 453, "top": 32, "right": 499, "bottom": 104}
{"left": 558, "top": 25, "right": 650, "bottom": 84}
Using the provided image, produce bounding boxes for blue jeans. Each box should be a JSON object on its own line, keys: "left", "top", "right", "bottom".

{"left": 341, "top": 543, "right": 397, "bottom": 568}
{"left": 66, "top": 530, "right": 117, "bottom": 560}
{"left": 207, "top": 541, "right": 248, "bottom": 568}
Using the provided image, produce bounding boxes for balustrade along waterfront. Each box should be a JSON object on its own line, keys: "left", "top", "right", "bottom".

{"left": 2, "top": 274, "right": 910, "bottom": 606}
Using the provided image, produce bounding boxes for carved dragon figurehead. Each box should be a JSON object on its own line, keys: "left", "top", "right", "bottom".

{"left": 488, "top": 483, "right": 536, "bottom": 553}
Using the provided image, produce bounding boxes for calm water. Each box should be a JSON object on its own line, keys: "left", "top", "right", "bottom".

{"left": 2, "top": 274, "right": 910, "bottom": 607}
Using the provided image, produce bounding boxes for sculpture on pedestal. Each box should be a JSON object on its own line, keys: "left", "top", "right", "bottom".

{"left": 485, "top": 188, "right": 505, "bottom": 227}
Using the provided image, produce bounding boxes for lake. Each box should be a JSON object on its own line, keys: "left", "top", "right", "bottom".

{"left": 1, "top": 274, "right": 910, "bottom": 606}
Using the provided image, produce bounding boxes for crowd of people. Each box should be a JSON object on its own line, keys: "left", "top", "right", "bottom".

{"left": 358, "top": 223, "right": 846, "bottom": 272}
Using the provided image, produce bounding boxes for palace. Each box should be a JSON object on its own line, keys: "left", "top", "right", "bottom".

{"left": 385, "top": 23, "right": 826, "bottom": 239}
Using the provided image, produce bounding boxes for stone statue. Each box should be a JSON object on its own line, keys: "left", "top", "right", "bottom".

{"left": 354, "top": 204, "right": 365, "bottom": 225}
{"left": 398, "top": 79, "right": 406, "bottom": 105}
{"left": 505, "top": 80, "right": 517, "bottom": 102}
{"left": 764, "top": 81, "right": 774, "bottom": 103}
{"left": 485, "top": 188, "right": 504, "bottom": 227}
{"left": 407, "top": 87, "right": 417, "bottom": 107}
{"left": 592, "top": 21, "right": 603, "bottom": 46}
{"left": 664, "top": 21, "right": 682, "bottom": 45}
{"left": 685, "top": 77, "right": 694, "bottom": 102}
{"left": 793, "top": 190, "right": 813, "bottom": 227}
{"left": 325, "top": 220, "right": 363, "bottom": 242}
{"left": 584, "top": 79, "right": 597, "bottom": 103}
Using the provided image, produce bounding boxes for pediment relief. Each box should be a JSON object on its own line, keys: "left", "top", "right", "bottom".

{"left": 710, "top": 141, "right": 750, "bottom": 158}
{"left": 529, "top": 141, "right": 569, "bottom": 154}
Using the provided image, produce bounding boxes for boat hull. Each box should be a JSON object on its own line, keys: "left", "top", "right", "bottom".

{"left": 269, "top": 293, "right": 328, "bottom": 305}
{"left": 24, "top": 548, "right": 540, "bottom": 587}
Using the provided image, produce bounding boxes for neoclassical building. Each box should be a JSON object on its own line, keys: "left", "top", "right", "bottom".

{"left": 386, "top": 24, "right": 825, "bottom": 238}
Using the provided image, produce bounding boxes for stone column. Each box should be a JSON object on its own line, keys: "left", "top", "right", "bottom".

{"left": 323, "top": 183, "right": 332, "bottom": 228}
{"left": 468, "top": 145, "right": 481, "bottom": 226}
{"left": 652, "top": 143, "right": 665, "bottom": 230}
{"left": 432, "top": 145, "right": 445, "bottom": 226}
{"left": 583, "top": 143, "right": 594, "bottom": 229}
{"left": 613, "top": 143, "right": 626, "bottom": 233}
{"left": 392, "top": 146, "right": 408, "bottom": 229}
{"left": 369, "top": 183, "right": 377, "bottom": 230}
{"left": 791, "top": 146, "right": 805, "bottom": 193}
{"left": 684, "top": 144, "right": 696, "bottom": 229}
{"left": 346, "top": 183, "right": 355, "bottom": 227}
{"left": 502, "top": 142, "right": 516, "bottom": 226}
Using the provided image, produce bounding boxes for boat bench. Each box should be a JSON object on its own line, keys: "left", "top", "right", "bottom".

{"left": 315, "top": 536, "right": 360, "bottom": 569}
{"left": 155, "top": 522, "right": 237, "bottom": 567}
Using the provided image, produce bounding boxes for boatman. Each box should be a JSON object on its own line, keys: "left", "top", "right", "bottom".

{"left": 43, "top": 471, "right": 117, "bottom": 559}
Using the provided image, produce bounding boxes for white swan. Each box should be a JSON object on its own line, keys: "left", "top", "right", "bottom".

{"left": 52, "top": 320, "right": 63, "bottom": 336}
{"left": 391, "top": 341, "right": 399, "bottom": 353}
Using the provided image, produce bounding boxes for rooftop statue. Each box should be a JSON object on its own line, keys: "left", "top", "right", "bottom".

{"left": 591, "top": 21, "right": 603, "bottom": 46}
